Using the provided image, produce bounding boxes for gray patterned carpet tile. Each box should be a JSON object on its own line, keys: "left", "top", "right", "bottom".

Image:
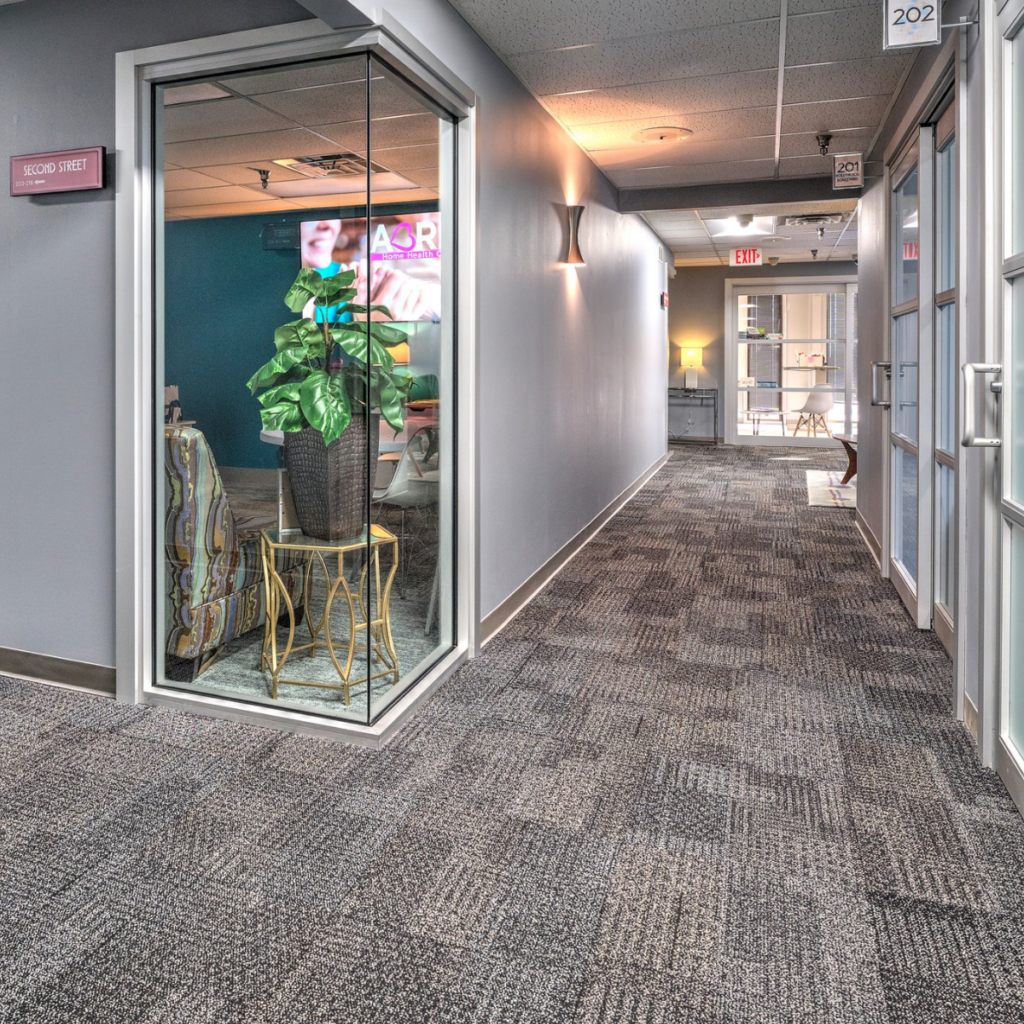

{"left": 2, "top": 445, "right": 1024, "bottom": 1023}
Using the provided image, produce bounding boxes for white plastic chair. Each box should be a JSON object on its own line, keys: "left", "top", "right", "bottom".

{"left": 793, "top": 386, "right": 834, "bottom": 437}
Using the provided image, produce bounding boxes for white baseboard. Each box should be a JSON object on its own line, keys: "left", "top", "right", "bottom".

{"left": 480, "top": 453, "right": 669, "bottom": 645}
{"left": 855, "top": 509, "right": 882, "bottom": 569}
{"left": 964, "top": 694, "right": 979, "bottom": 743}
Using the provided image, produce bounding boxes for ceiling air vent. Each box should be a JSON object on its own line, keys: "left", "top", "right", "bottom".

{"left": 272, "top": 153, "right": 388, "bottom": 178}
{"left": 782, "top": 214, "right": 846, "bottom": 227}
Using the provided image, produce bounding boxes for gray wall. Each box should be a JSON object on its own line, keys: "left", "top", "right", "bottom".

{"left": 0, "top": 0, "right": 312, "bottom": 668}
{"left": 0, "top": 0, "right": 667, "bottom": 667}
{"left": 668, "top": 262, "right": 858, "bottom": 439}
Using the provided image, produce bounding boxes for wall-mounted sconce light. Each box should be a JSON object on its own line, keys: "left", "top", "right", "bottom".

{"left": 564, "top": 205, "right": 586, "bottom": 265}
{"left": 681, "top": 347, "right": 703, "bottom": 388}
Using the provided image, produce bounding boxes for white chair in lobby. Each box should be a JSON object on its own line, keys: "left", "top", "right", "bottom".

{"left": 373, "top": 428, "right": 439, "bottom": 621}
{"left": 792, "top": 385, "right": 834, "bottom": 437}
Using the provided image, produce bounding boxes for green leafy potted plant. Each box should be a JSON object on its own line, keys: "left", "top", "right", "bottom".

{"left": 247, "top": 267, "right": 413, "bottom": 540}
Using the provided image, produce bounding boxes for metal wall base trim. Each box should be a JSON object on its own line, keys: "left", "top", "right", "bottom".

{"left": 0, "top": 646, "right": 116, "bottom": 697}
{"left": 480, "top": 453, "right": 670, "bottom": 646}
{"left": 856, "top": 509, "right": 882, "bottom": 569}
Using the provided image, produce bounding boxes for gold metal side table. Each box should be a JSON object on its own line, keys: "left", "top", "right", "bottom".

{"left": 259, "top": 524, "right": 400, "bottom": 705}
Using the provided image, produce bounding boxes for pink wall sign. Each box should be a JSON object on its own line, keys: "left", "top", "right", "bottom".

{"left": 10, "top": 147, "right": 105, "bottom": 196}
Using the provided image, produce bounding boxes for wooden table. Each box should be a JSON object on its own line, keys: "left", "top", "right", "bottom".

{"left": 834, "top": 433, "right": 858, "bottom": 484}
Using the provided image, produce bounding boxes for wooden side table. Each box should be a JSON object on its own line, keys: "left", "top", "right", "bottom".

{"left": 259, "top": 524, "right": 400, "bottom": 705}
{"left": 834, "top": 433, "right": 858, "bottom": 484}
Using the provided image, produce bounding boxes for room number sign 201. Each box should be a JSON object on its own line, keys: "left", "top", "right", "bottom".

{"left": 884, "top": 0, "right": 940, "bottom": 50}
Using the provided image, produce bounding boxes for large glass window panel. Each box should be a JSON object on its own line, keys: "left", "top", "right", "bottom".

{"left": 893, "top": 311, "right": 919, "bottom": 442}
{"left": 1009, "top": 525, "right": 1024, "bottom": 756}
{"left": 893, "top": 166, "right": 920, "bottom": 305}
{"left": 935, "top": 463, "right": 956, "bottom": 612}
{"left": 153, "top": 53, "right": 457, "bottom": 725}
{"left": 1012, "top": 276, "right": 1024, "bottom": 507}
{"left": 893, "top": 447, "right": 919, "bottom": 583}
{"left": 936, "top": 137, "right": 956, "bottom": 293}
{"left": 1013, "top": 30, "right": 1024, "bottom": 254}
{"left": 936, "top": 303, "right": 956, "bottom": 454}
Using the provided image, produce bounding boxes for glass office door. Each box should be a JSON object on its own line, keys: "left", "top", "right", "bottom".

{"left": 888, "top": 143, "right": 933, "bottom": 627}
{"left": 933, "top": 98, "right": 958, "bottom": 655}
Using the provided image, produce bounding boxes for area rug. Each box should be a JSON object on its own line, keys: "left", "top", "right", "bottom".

{"left": 807, "top": 468, "right": 856, "bottom": 507}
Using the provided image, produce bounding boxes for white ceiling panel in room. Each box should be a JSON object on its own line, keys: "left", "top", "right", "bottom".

{"left": 506, "top": 19, "right": 780, "bottom": 96}
{"left": 253, "top": 78, "right": 426, "bottom": 126}
{"left": 162, "top": 97, "right": 295, "bottom": 144}
{"left": 698, "top": 199, "right": 857, "bottom": 219}
{"left": 778, "top": 154, "right": 854, "bottom": 177}
{"left": 447, "top": 0, "right": 780, "bottom": 55}
{"left": 592, "top": 135, "right": 775, "bottom": 172}
{"left": 781, "top": 94, "right": 892, "bottom": 134}
{"left": 191, "top": 160, "right": 307, "bottom": 185}
{"left": 164, "top": 184, "right": 271, "bottom": 209}
{"left": 783, "top": 55, "right": 911, "bottom": 105}
{"left": 542, "top": 70, "right": 778, "bottom": 126}
{"left": 163, "top": 168, "right": 233, "bottom": 191}
{"left": 321, "top": 113, "right": 440, "bottom": 152}
{"left": 580, "top": 108, "right": 777, "bottom": 154}
{"left": 403, "top": 167, "right": 440, "bottom": 187}
{"left": 220, "top": 60, "right": 368, "bottom": 96}
{"left": 167, "top": 200, "right": 305, "bottom": 219}
{"left": 163, "top": 128, "right": 339, "bottom": 168}
{"left": 788, "top": 0, "right": 877, "bottom": 13}
{"left": 786, "top": 5, "right": 887, "bottom": 66}
{"left": 363, "top": 144, "right": 441, "bottom": 171}
{"left": 612, "top": 159, "right": 776, "bottom": 189}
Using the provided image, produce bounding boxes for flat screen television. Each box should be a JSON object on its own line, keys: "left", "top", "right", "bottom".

{"left": 299, "top": 211, "right": 440, "bottom": 323}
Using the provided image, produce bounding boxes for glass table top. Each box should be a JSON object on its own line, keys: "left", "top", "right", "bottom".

{"left": 262, "top": 523, "right": 397, "bottom": 551}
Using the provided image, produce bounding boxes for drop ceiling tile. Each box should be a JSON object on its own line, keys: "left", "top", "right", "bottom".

{"left": 781, "top": 94, "right": 891, "bottom": 134}
{"left": 162, "top": 97, "right": 295, "bottom": 144}
{"left": 783, "top": 54, "right": 912, "bottom": 104}
{"left": 365, "top": 144, "right": 440, "bottom": 170}
{"left": 316, "top": 114, "right": 439, "bottom": 152}
{"left": 163, "top": 168, "right": 231, "bottom": 191}
{"left": 582, "top": 107, "right": 777, "bottom": 154}
{"left": 166, "top": 200, "right": 303, "bottom": 219}
{"left": 592, "top": 134, "right": 775, "bottom": 171}
{"left": 789, "top": 0, "right": 874, "bottom": 12}
{"left": 253, "top": 77, "right": 428, "bottom": 126}
{"left": 164, "top": 128, "right": 338, "bottom": 168}
{"left": 542, "top": 69, "right": 778, "bottom": 127}
{"left": 164, "top": 184, "right": 271, "bottom": 209}
{"left": 290, "top": 188, "right": 435, "bottom": 208}
{"left": 612, "top": 158, "right": 776, "bottom": 188}
{"left": 191, "top": 161, "right": 307, "bottom": 185}
{"left": 219, "top": 59, "right": 368, "bottom": 96}
{"left": 403, "top": 167, "right": 440, "bottom": 187}
{"left": 780, "top": 130, "right": 874, "bottom": 158}
{"left": 699, "top": 199, "right": 857, "bottom": 218}
{"left": 786, "top": 6, "right": 887, "bottom": 65}
{"left": 506, "top": 20, "right": 780, "bottom": 95}
{"left": 448, "top": 0, "right": 781, "bottom": 55}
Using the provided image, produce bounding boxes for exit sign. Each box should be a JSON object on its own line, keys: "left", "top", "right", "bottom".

{"left": 731, "top": 248, "right": 762, "bottom": 267}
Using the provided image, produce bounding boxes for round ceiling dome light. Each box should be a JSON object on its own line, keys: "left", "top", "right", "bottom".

{"left": 633, "top": 125, "right": 693, "bottom": 143}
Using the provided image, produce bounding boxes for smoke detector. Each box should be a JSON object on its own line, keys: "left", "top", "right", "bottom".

{"left": 632, "top": 126, "right": 694, "bottom": 143}
{"left": 767, "top": 256, "right": 780, "bottom": 266}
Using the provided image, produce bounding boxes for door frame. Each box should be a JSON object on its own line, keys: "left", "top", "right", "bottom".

{"left": 723, "top": 275, "right": 857, "bottom": 446}
{"left": 113, "top": 18, "right": 480, "bottom": 745}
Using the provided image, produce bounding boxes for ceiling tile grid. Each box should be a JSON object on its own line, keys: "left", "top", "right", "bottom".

{"left": 446, "top": 0, "right": 929, "bottom": 198}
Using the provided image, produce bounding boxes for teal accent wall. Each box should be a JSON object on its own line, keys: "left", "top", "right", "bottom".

{"left": 165, "top": 212, "right": 305, "bottom": 470}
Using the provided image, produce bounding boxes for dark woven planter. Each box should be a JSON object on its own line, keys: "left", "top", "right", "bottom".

{"left": 283, "top": 415, "right": 379, "bottom": 540}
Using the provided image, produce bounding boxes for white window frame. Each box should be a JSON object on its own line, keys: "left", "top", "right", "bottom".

{"left": 114, "top": 18, "right": 479, "bottom": 746}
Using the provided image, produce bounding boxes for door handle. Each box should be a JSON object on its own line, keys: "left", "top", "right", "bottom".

{"left": 961, "top": 363, "right": 1002, "bottom": 448}
{"left": 871, "top": 361, "right": 892, "bottom": 408}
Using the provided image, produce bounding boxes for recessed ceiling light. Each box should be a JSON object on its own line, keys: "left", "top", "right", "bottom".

{"left": 633, "top": 126, "right": 694, "bottom": 144}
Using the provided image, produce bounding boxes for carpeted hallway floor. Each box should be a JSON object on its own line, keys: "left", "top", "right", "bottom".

{"left": 2, "top": 446, "right": 1023, "bottom": 1023}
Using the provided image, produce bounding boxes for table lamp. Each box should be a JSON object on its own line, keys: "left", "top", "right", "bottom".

{"left": 681, "top": 347, "right": 703, "bottom": 388}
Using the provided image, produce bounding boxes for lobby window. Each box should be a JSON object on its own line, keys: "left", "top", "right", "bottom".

{"left": 154, "top": 54, "right": 457, "bottom": 725}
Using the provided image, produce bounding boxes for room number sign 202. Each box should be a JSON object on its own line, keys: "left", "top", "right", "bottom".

{"left": 885, "top": 0, "right": 940, "bottom": 50}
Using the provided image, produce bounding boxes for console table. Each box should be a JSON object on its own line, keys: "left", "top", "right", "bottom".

{"left": 668, "top": 387, "right": 719, "bottom": 444}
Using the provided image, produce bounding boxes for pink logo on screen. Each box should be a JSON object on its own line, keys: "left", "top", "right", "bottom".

{"left": 370, "top": 220, "right": 440, "bottom": 262}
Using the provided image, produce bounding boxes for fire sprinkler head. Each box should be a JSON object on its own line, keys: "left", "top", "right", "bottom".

{"left": 811, "top": 249, "right": 819, "bottom": 260}
{"left": 816, "top": 133, "right": 833, "bottom": 156}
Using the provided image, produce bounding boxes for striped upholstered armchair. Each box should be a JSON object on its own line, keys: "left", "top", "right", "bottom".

{"left": 164, "top": 426, "right": 307, "bottom": 682}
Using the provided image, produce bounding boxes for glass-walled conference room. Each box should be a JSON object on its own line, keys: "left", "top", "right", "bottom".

{"left": 725, "top": 281, "right": 859, "bottom": 444}
{"left": 153, "top": 52, "right": 456, "bottom": 725}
